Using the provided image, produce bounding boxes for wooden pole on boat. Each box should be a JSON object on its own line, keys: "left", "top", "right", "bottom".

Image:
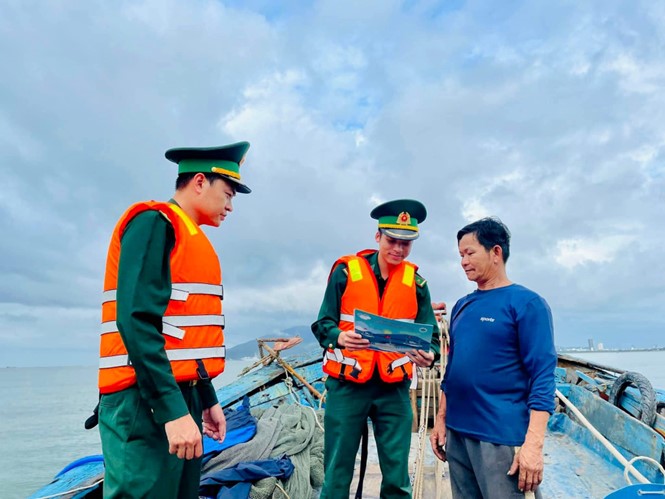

{"left": 261, "top": 342, "right": 325, "bottom": 400}
{"left": 239, "top": 354, "right": 273, "bottom": 375}
{"left": 555, "top": 388, "right": 650, "bottom": 484}
{"left": 410, "top": 390, "right": 419, "bottom": 432}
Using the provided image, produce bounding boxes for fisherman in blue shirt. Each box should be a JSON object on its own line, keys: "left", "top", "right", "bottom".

{"left": 430, "top": 217, "right": 556, "bottom": 498}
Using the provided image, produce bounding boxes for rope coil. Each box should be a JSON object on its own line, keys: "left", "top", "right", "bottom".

{"left": 623, "top": 456, "right": 665, "bottom": 486}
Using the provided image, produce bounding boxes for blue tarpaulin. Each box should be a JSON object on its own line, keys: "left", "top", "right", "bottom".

{"left": 202, "top": 397, "right": 257, "bottom": 465}
{"left": 199, "top": 456, "right": 294, "bottom": 499}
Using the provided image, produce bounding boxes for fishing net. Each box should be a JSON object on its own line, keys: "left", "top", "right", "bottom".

{"left": 250, "top": 404, "right": 324, "bottom": 499}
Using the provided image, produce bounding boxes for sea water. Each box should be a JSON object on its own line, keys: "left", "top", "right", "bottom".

{"left": 3, "top": 352, "right": 665, "bottom": 498}
{"left": 569, "top": 350, "right": 665, "bottom": 387}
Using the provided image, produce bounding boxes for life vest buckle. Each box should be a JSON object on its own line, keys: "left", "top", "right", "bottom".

{"left": 196, "top": 359, "right": 210, "bottom": 380}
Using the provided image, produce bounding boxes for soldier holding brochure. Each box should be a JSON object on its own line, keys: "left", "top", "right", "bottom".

{"left": 311, "top": 199, "right": 441, "bottom": 499}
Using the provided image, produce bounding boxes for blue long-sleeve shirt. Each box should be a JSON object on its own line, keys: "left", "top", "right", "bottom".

{"left": 441, "top": 284, "right": 556, "bottom": 446}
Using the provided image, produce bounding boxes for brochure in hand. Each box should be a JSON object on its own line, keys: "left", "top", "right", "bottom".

{"left": 353, "top": 309, "right": 433, "bottom": 353}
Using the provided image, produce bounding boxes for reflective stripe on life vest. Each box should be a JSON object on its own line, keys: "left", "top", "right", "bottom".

{"left": 323, "top": 348, "right": 363, "bottom": 380}
{"left": 325, "top": 348, "right": 363, "bottom": 371}
{"left": 388, "top": 355, "right": 411, "bottom": 373}
{"left": 100, "top": 314, "right": 225, "bottom": 340}
{"left": 99, "top": 346, "right": 226, "bottom": 369}
{"left": 102, "top": 283, "right": 224, "bottom": 304}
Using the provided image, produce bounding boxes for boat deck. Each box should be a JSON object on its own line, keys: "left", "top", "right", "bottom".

{"left": 339, "top": 369, "right": 452, "bottom": 497}
{"left": 542, "top": 431, "right": 630, "bottom": 499}
{"left": 337, "top": 426, "right": 630, "bottom": 499}
{"left": 348, "top": 428, "right": 451, "bottom": 499}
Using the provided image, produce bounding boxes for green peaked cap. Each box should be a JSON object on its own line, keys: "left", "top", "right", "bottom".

{"left": 165, "top": 141, "right": 252, "bottom": 194}
{"left": 370, "top": 199, "right": 427, "bottom": 240}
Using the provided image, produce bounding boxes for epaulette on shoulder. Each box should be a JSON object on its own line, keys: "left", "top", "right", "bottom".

{"left": 415, "top": 274, "right": 426, "bottom": 288}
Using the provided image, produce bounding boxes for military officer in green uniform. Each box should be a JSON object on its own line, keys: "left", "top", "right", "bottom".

{"left": 312, "top": 199, "right": 441, "bottom": 498}
{"left": 97, "top": 142, "right": 252, "bottom": 498}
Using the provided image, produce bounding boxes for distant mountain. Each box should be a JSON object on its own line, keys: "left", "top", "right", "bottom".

{"left": 226, "top": 325, "right": 320, "bottom": 360}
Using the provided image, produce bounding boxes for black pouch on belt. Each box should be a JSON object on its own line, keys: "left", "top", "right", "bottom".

{"left": 84, "top": 396, "right": 100, "bottom": 430}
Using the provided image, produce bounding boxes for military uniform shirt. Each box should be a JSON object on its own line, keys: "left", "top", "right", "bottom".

{"left": 116, "top": 202, "right": 219, "bottom": 424}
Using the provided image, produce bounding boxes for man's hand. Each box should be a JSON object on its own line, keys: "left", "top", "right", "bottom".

{"left": 508, "top": 440, "right": 544, "bottom": 492}
{"left": 508, "top": 409, "right": 548, "bottom": 492}
{"left": 431, "top": 391, "right": 448, "bottom": 461}
{"left": 430, "top": 416, "right": 447, "bottom": 461}
{"left": 432, "top": 301, "right": 447, "bottom": 313}
{"left": 203, "top": 403, "right": 226, "bottom": 443}
{"left": 407, "top": 349, "right": 435, "bottom": 367}
{"left": 164, "top": 413, "right": 202, "bottom": 460}
{"left": 337, "top": 330, "right": 370, "bottom": 351}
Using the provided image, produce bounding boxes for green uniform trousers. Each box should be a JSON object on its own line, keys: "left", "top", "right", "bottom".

{"left": 321, "top": 376, "right": 413, "bottom": 499}
{"left": 99, "top": 383, "right": 203, "bottom": 499}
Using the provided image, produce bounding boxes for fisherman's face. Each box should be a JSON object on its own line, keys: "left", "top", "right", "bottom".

{"left": 376, "top": 232, "right": 413, "bottom": 266}
{"left": 199, "top": 177, "right": 236, "bottom": 227}
{"left": 458, "top": 233, "right": 497, "bottom": 284}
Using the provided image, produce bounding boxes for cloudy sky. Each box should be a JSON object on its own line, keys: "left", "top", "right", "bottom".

{"left": 1, "top": 0, "right": 663, "bottom": 366}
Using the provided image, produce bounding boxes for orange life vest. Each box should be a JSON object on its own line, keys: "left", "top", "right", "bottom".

{"left": 98, "top": 201, "right": 226, "bottom": 394}
{"left": 322, "top": 250, "right": 419, "bottom": 383}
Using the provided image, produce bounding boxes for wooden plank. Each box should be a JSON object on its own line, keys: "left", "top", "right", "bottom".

{"left": 564, "top": 385, "right": 665, "bottom": 463}
{"left": 217, "top": 351, "right": 322, "bottom": 408}
{"left": 557, "top": 354, "right": 625, "bottom": 375}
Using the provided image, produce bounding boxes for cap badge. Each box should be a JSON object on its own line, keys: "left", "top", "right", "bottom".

{"left": 397, "top": 212, "right": 411, "bottom": 226}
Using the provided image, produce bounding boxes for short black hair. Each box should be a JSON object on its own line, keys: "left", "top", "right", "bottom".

{"left": 457, "top": 217, "right": 511, "bottom": 263}
{"left": 175, "top": 172, "right": 234, "bottom": 191}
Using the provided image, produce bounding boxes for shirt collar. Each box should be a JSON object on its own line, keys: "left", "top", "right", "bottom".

{"left": 365, "top": 251, "right": 385, "bottom": 281}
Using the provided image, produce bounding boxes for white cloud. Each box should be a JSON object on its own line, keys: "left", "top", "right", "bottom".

{"left": 0, "top": 113, "right": 44, "bottom": 162}
{"left": 310, "top": 42, "right": 367, "bottom": 92}
{"left": 602, "top": 53, "right": 665, "bottom": 95}
{"left": 461, "top": 198, "right": 489, "bottom": 222}
{"left": 459, "top": 170, "right": 525, "bottom": 222}
{"left": 0, "top": 303, "right": 98, "bottom": 347}
{"left": 368, "top": 194, "right": 384, "bottom": 208}
{"left": 553, "top": 235, "right": 636, "bottom": 269}
{"left": 225, "top": 262, "right": 329, "bottom": 314}
{"left": 355, "top": 130, "right": 367, "bottom": 147}
{"left": 220, "top": 69, "right": 356, "bottom": 170}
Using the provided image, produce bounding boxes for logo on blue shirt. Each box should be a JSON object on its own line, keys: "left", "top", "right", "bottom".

{"left": 480, "top": 317, "right": 495, "bottom": 322}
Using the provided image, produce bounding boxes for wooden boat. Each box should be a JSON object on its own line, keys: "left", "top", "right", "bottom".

{"left": 545, "top": 355, "right": 665, "bottom": 498}
{"left": 29, "top": 337, "right": 665, "bottom": 499}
